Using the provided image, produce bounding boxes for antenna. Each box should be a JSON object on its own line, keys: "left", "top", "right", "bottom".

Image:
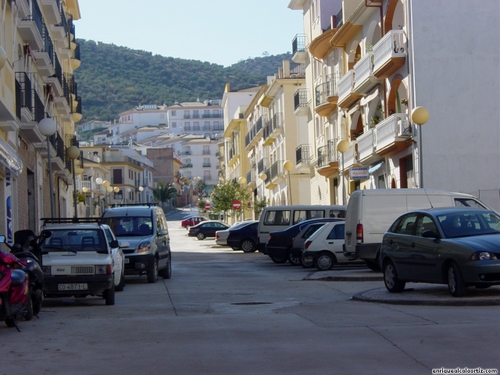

{"left": 423, "top": 188, "right": 434, "bottom": 208}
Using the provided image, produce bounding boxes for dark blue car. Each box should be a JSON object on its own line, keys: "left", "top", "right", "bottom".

{"left": 227, "top": 222, "right": 259, "bottom": 253}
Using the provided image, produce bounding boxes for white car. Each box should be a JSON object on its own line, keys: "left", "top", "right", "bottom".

{"left": 302, "top": 221, "right": 362, "bottom": 271}
{"left": 215, "top": 222, "right": 249, "bottom": 246}
{"left": 102, "top": 225, "right": 126, "bottom": 291}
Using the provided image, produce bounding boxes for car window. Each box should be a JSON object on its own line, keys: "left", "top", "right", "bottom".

{"left": 102, "top": 216, "right": 153, "bottom": 237}
{"left": 42, "top": 229, "right": 106, "bottom": 251}
{"left": 326, "top": 224, "right": 344, "bottom": 240}
{"left": 454, "top": 198, "right": 487, "bottom": 209}
{"left": 415, "top": 215, "right": 438, "bottom": 236}
{"left": 438, "top": 211, "right": 500, "bottom": 237}
{"left": 394, "top": 214, "right": 418, "bottom": 235}
{"left": 264, "top": 210, "right": 291, "bottom": 225}
{"left": 301, "top": 224, "right": 324, "bottom": 239}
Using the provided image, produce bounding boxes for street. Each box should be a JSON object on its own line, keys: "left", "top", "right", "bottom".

{"left": 1, "top": 212, "right": 499, "bottom": 375}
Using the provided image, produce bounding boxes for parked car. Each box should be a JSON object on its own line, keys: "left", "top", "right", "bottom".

{"left": 40, "top": 218, "right": 123, "bottom": 305}
{"left": 189, "top": 221, "right": 230, "bottom": 240}
{"left": 265, "top": 218, "right": 344, "bottom": 264}
{"left": 380, "top": 207, "right": 500, "bottom": 297}
{"left": 227, "top": 221, "right": 259, "bottom": 253}
{"left": 289, "top": 222, "right": 329, "bottom": 267}
{"left": 101, "top": 204, "right": 172, "bottom": 283}
{"left": 181, "top": 216, "right": 208, "bottom": 229}
{"left": 302, "top": 221, "right": 363, "bottom": 271}
{"left": 215, "top": 222, "right": 245, "bottom": 246}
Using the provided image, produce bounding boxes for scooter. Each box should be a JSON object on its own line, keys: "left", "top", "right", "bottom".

{"left": 11, "top": 230, "right": 48, "bottom": 317}
{"left": 0, "top": 237, "right": 31, "bottom": 331}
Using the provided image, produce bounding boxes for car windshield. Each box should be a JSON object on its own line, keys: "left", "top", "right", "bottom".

{"left": 101, "top": 217, "right": 153, "bottom": 237}
{"left": 437, "top": 211, "right": 500, "bottom": 238}
{"left": 41, "top": 229, "right": 107, "bottom": 252}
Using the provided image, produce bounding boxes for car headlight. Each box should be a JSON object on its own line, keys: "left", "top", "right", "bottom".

{"left": 137, "top": 241, "right": 151, "bottom": 253}
{"left": 470, "top": 251, "right": 498, "bottom": 260}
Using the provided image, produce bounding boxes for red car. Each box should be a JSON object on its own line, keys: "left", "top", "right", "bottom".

{"left": 181, "top": 216, "right": 208, "bottom": 229}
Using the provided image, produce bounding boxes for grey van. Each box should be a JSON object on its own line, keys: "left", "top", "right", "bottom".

{"left": 101, "top": 204, "right": 171, "bottom": 283}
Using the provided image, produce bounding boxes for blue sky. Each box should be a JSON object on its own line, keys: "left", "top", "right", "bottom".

{"left": 76, "top": 0, "right": 304, "bottom": 67}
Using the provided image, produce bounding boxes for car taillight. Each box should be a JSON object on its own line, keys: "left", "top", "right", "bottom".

{"left": 304, "top": 240, "right": 312, "bottom": 249}
{"left": 356, "top": 224, "right": 363, "bottom": 243}
{"left": 216, "top": 234, "right": 219, "bottom": 239}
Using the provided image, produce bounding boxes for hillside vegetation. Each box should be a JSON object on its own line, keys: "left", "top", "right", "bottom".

{"left": 75, "top": 40, "right": 293, "bottom": 122}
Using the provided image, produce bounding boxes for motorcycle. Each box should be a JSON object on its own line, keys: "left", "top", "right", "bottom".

{"left": 0, "top": 230, "right": 49, "bottom": 331}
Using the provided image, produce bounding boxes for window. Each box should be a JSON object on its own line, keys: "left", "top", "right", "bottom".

{"left": 203, "top": 121, "right": 210, "bottom": 130}
{"left": 193, "top": 122, "right": 200, "bottom": 131}
{"left": 394, "top": 214, "right": 418, "bottom": 235}
{"left": 112, "top": 169, "right": 123, "bottom": 184}
{"left": 327, "top": 224, "right": 345, "bottom": 240}
{"left": 171, "top": 110, "right": 176, "bottom": 116}
{"left": 264, "top": 210, "right": 291, "bottom": 226}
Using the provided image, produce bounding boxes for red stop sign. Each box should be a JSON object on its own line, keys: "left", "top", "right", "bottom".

{"left": 204, "top": 203, "right": 211, "bottom": 211}
{"left": 232, "top": 200, "right": 242, "bottom": 210}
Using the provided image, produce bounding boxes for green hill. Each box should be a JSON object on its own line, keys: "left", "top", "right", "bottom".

{"left": 75, "top": 40, "right": 293, "bottom": 122}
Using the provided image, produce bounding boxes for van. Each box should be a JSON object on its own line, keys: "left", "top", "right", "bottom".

{"left": 101, "top": 204, "right": 171, "bottom": 283}
{"left": 343, "top": 189, "right": 490, "bottom": 270}
{"left": 257, "top": 205, "right": 346, "bottom": 253}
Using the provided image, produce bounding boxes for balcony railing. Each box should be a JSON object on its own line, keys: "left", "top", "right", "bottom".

{"left": 263, "top": 113, "right": 283, "bottom": 141}
{"left": 373, "top": 30, "right": 407, "bottom": 78}
{"left": 245, "top": 116, "right": 263, "bottom": 147}
{"left": 296, "top": 144, "right": 311, "bottom": 165}
{"left": 294, "top": 88, "right": 308, "bottom": 112}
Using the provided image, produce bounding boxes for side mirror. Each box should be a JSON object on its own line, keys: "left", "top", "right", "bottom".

{"left": 110, "top": 240, "right": 119, "bottom": 248}
{"left": 422, "top": 230, "right": 440, "bottom": 239}
{"left": 41, "top": 230, "right": 52, "bottom": 239}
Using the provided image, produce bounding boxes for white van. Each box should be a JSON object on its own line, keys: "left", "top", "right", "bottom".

{"left": 343, "top": 188, "right": 490, "bottom": 270}
{"left": 257, "top": 205, "right": 346, "bottom": 252}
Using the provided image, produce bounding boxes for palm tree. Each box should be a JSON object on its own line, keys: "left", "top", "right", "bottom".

{"left": 154, "top": 182, "right": 178, "bottom": 210}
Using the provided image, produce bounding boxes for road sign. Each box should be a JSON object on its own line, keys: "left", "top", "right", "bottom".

{"left": 204, "top": 203, "right": 211, "bottom": 211}
{"left": 232, "top": 200, "right": 242, "bottom": 210}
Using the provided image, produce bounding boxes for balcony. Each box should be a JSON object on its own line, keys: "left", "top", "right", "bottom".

{"left": 268, "top": 160, "right": 285, "bottom": 187}
{"left": 353, "top": 52, "right": 380, "bottom": 95}
{"left": 34, "top": 24, "right": 55, "bottom": 77}
{"left": 17, "top": 0, "right": 44, "bottom": 51}
{"left": 292, "top": 34, "right": 308, "bottom": 64}
{"left": 262, "top": 113, "right": 283, "bottom": 146}
{"left": 342, "top": 144, "right": 358, "bottom": 171}
{"left": 71, "top": 41, "right": 81, "bottom": 70}
{"left": 15, "top": 73, "right": 46, "bottom": 143}
{"left": 309, "top": 28, "right": 337, "bottom": 60}
{"left": 245, "top": 116, "right": 263, "bottom": 150}
{"left": 293, "top": 88, "right": 309, "bottom": 116}
{"left": 316, "top": 140, "right": 339, "bottom": 177}
{"left": 45, "top": 57, "right": 63, "bottom": 95}
{"left": 246, "top": 170, "right": 256, "bottom": 189}
{"left": 180, "top": 163, "right": 193, "bottom": 169}
{"left": 357, "top": 129, "right": 381, "bottom": 165}
{"left": 40, "top": 0, "right": 62, "bottom": 25}
{"left": 315, "top": 74, "right": 339, "bottom": 117}
{"left": 375, "top": 114, "right": 412, "bottom": 157}
{"left": 338, "top": 70, "right": 362, "bottom": 109}
{"left": 51, "top": 11, "right": 69, "bottom": 42}
{"left": 373, "top": 30, "right": 407, "bottom": 79}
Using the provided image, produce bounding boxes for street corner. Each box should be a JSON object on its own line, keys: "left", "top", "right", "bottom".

{"left": 352, "top": 285, "right": 500, "bottom": 306}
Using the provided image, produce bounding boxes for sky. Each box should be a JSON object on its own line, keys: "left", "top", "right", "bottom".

{"left": 75, "top": 0, "right": 304, "bottom": 67}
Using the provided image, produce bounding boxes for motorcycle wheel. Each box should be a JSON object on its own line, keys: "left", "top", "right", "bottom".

{"left": 32, "top": 288, "right": 43, "bottom": 315}
{"left": 23, "top": 294, "right": 34, "bottom": 321}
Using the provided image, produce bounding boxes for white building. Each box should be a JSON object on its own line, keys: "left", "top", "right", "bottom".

{"left": 288, "top": 0, "right": 500, "bottom": 210}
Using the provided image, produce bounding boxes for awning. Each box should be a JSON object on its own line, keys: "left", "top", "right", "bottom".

{"left": 0, "top": 137, "right": 23, "bottom": 177}
{"left": 368, "top": 161, "right": 384, "bottom": 174}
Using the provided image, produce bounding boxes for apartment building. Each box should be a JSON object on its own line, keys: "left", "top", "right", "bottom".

{"left": 0, "top": 0, "right": 82, "bottom": 236}
{"left": 288, "top": 0, "right": 500, "bottom": 210}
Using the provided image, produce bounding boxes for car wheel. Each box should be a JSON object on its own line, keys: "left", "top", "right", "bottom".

{"left": 161, "top": 257, "right": 172, "bottom": 279}
{"left": 314, "top": 252, "right": 335, "bottom": 271}
{"left": 241, "top": 239, "right": 256, "bottom": 253}
{"left": 383, "top": 261, "right": 406, "bottom": 293}
{"left": 288, "top": 252, "right": 301, "bottom": 266}
{"left": 116, "top": 269, "right": 125, "bottom": 292}
{"left": 197, "top": 232, "right": 206, "bottom": 240}
{"left": 270, "top": 254, "right": 287, "bottom": 264}
{"left": 147, "top": 258, "right": 159, "bottom": 283}
{"left": 300, "top": 255, "right": 314, "bottom": 268}
{"left": 447, "top": 262, "right": 467, "bottom": 297}
{"left": 104, "top": 284, "right": 115, "bottom": 305}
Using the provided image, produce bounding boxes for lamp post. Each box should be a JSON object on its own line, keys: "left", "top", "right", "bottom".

{"left": 66, "top": 145, "right": 80, "bottom": 219}
{"left": 95, "top": 177, "right": 103, "bottom": 214}
{"left": 39, "top": 118, "right": 57, "bottom": 218}
{"left": 337, "top": 140, "right": 350, "bottom": 205}
{"left": 138, "top": 186, "right": 144, "bottom": 203}
{"left": 238, "top": 176, "right": 247, "bottom": 220}
{"left": 283, "top": 160, "right": 293, "bottom": 205}
{"left": 411, "top": 106, "right": 430, "bottom": 188}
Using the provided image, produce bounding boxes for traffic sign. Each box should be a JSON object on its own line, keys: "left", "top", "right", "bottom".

{"left": 204, "top": 202, "right": 211, "bottom": 211}
{"left": 232, "top": 200, "right": 242, "bottom": 210}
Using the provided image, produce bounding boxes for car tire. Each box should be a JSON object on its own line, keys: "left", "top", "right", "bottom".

{"left": 147, "top": 258, "right": 159, "bottom": 283}
{"left": 104, "top": 284, "right": 115, "bottom": 305}
{"left": 161, "top": 257, "right": 172, "bottom": 279}
{"left": 270, "top": 254, "right": 287, "bottom": 264}
{"left": 447, "top": 262, "right": 467, "bottom": 297}
{"left": 116, "top": 269, "right": 125, "bottom": 292}
{"left": 197, "top": 233, "right": 206, "bottom": 240}
{"left": 288, "top": 252, "right": 301, "bottom": 266}
{"left": 314, "top": 251, "right": 335, "bottom": 271}
{"left": 383, "top": 261, "right": 406, "bottom": 293}
{"left": 241, "top": 239, "right": 256, "bottom": 253}
{"left": 300, "top": 255, "right": 314, "bottom": 268}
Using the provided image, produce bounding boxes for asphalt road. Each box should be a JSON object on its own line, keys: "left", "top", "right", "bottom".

{"left": 2, "top": 210, "right": 499, "bottom": 375}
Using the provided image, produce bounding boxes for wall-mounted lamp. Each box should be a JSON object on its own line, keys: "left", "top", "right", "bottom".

{"left": 411, "top": 106, "right": 429, "bottom": 188}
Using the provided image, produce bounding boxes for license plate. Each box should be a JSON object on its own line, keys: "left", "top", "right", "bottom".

{"left": 58, "top": 283, "right": 88, "bottom": 291}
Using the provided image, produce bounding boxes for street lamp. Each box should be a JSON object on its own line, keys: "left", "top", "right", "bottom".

{"left": 283, "top": 160, "right": 293, "bottom": 205}
{"left": 411, "top": 106, "right": 430, "bottom": 188}
{"left": 337, "top": 140, "right": 350, "bottom": 205}
{"left": 66, "top": 145, "right": 80, "bottom": 219}
{"left": 138, "top": 186, "right": 144, "bottom": 203}
{"left": 95, "top": 177, "right": 103, "bottom": 213}
{"left": 39, "top": 118, "right": 57, "bottom": 218}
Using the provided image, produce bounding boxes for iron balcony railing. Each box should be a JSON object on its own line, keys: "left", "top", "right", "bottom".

{"left": 294, "top": 88, "right": 308, "bottom": 111}
{"left": 296, "top": 144, "right": 311, "bottom": 165}
{"left": 292, "top": 34, "right": 307, "bottom": 54}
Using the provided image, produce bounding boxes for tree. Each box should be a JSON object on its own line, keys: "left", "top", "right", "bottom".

{"left": 153, "top": 182, "right": 177, "bottom": 209}
{"left": 253, "top": 196, "right": 267, "bottom": 219}
{"left": 210, "top": 179, "right": 251, "bottom": 219}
